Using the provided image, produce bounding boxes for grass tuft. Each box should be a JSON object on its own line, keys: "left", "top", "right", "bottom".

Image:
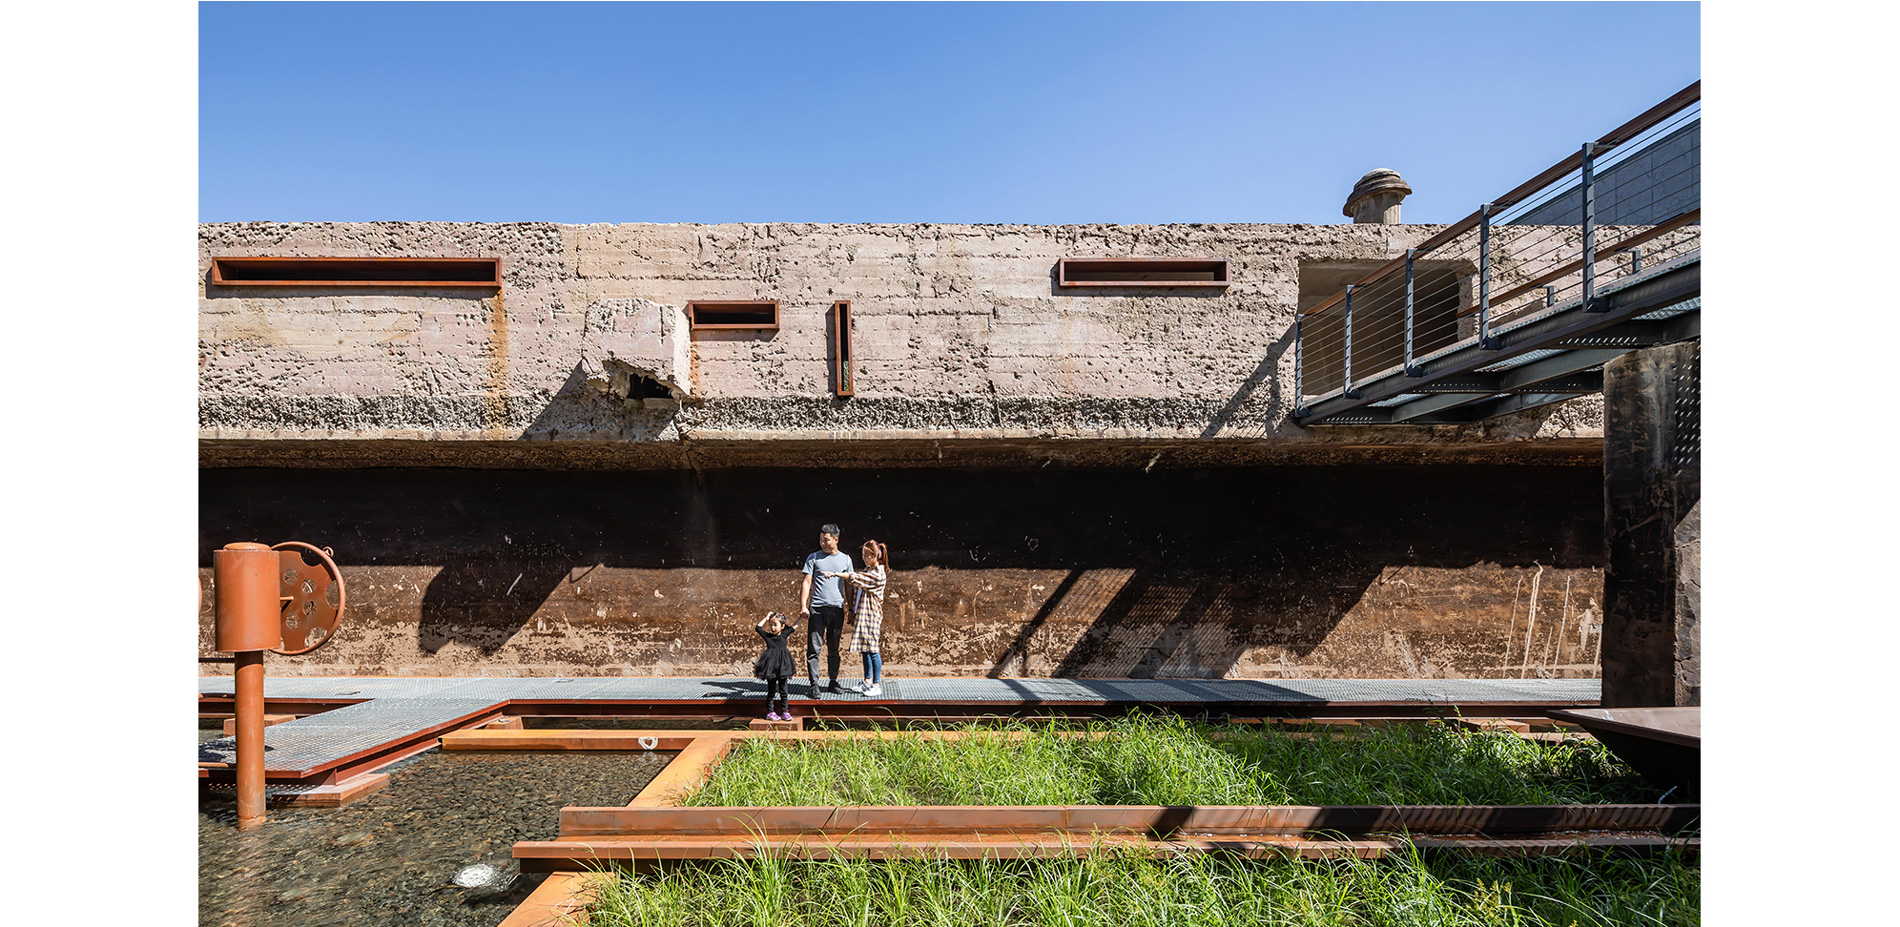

{"left": 586, "top": 848, "right": 1699, "bottom": 927}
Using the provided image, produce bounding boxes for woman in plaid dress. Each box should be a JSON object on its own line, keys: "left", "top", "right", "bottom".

{"left": 826, "top": 540, "right": 888, "bottom": 697}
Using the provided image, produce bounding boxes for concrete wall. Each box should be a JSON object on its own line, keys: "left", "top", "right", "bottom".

{"left": 198, "top": 222, "right": 1624, "bottom": 681}
{"left": 199, "top": 221, "right": 1606, "bottom": 467}
{"left": 1600, "top": 343, "right": 1700, "bottom": 707}
{"left": 198, "top": 465, "right": 1605, "bottom": 680}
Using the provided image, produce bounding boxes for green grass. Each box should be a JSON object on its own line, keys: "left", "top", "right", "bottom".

{"left": 586, "top": 847, "right": 1700, "bottom": 927}
{"left": 683, "top": 715, "right": 1664, "bottom": 807}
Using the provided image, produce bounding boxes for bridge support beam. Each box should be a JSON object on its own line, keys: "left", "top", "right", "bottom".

{"left": 1600, "top": 342, "right": 1700, "bottom": 708}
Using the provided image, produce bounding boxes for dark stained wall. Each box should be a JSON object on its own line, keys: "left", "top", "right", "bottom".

{"left": 199, "top": 465, "right": 1604, "bottom": 679}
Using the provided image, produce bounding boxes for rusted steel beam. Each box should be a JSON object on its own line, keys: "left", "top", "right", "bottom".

{"left": 198, "top": 695, "right": 366, "bottom": 715}
{"left": 497, "top": 871, "right": 603, "bottom": 927}
{"left": 202, "top": 771, "right": 392, "bottom": 808}
{"left": 556, "top": 804, "right": 1700, "bottom": 839}
{"left": 273, "top": 704, "right": 508, "bottom": 779}
{"left": 221, "top": 714, "right": 297, "bottom": 736}
{"left": 442, "top": 730, "right": 700, "bottom": 752}
{"left": 626, "top": 736, "right": 737, "bottom": 808}
{"left": 500, "top": 698, "right": 1588, "bottom": 721}
{"left": 514, "top": 832, "right": 1696, "bottom": 870}
{"left": 203, "top": 704, "right": 508, "bottom": 787}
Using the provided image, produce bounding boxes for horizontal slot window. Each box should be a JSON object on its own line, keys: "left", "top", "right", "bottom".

{"left": 1057, "top": 258, "right": 1230, "bottom": 287}
{"left": 210, "top": 257, "right": 501, "bottom": 287}
{"left": 688, "top": 300, "right": 780, "bottom": 330}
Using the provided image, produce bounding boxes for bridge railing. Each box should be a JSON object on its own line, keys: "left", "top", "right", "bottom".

{"left": 1295, "top": 82, "right": 1700, "bottom": 414}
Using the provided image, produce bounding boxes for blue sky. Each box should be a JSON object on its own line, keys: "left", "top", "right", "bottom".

{"left": 199, "top": 2, "right": 1698, "bottom": 224}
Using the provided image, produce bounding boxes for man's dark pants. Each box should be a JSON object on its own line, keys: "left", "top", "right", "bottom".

{"left": 807, "top": 604, "right": 846, "bottom": 688}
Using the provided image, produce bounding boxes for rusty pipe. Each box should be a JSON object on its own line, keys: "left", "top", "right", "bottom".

{"left": 215, "top": 542, "right": 280, "bottom": 830}
{"left": 214, "top": 542, "right": 282, "bottom": 653}
{"left": 234, "top": 650, "right": 266, "bottom": 830}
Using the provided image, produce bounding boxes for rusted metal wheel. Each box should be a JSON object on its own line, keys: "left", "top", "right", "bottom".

{"left": 270, "top": 542, "right": 346, "bottom": 655}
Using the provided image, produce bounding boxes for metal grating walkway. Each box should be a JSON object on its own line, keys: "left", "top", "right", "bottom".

{"left": 201, "top": 674, "right": 1600, "bottom": 781}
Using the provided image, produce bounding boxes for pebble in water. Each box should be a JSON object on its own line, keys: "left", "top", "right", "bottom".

{"left": 452, "top": 864, "right": 498, "bottom": 888}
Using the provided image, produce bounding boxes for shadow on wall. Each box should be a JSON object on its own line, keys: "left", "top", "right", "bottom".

{"left": 418, "top": 558, "right": 574, "bottom": 654}
{"left": 989, "top": 561, "right": 1384, "bottom": 678}
{"left": 200, "top": 466, "right": 1602, "bottom": 676}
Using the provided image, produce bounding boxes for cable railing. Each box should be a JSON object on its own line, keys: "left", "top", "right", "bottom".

{"left": 1295, "top": 82, "right": 1700, "bottom": 422}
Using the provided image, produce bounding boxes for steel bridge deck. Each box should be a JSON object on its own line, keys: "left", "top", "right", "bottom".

{"left": 200, "top": 675, "right": 1600, "bottom": 783}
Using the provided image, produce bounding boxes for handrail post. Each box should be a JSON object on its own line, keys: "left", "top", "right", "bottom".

{"left": 1342, "top": 285, "right": 1358, "bottom": 399}
{"left": 1583, "top": 141, "right": 1604, "bottom": 311}
{"left": 1478, "top": 202, "right": 1500, "bottom": 348}
{"left": 1293, "top": 312, "right": 1304, "bottom": 418}
{"left": 1403, "top": 249, "right": 1421, "bottom": 376}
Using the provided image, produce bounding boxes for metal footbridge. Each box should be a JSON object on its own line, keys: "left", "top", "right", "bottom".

{"left": 1295, "top": 82, "right": 1700, "bottom": 425}
{"left": 200, "top": 674, "right": 1601, "bottom": 787}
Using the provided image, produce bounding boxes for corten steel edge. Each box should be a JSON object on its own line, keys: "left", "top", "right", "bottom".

{"left": 495, "top": 726, "right": 1698, "bottom": 890}
{"left": 473, "top": 693, "right": 1599, "bottom": 722}
{"left": 1055, "top": 257, "right": 1231, "bottom": 288}
{"left": 209, "top": 256, "right": 503, "bottom": 287}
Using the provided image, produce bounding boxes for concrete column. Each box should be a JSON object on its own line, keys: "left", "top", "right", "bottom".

{"left": 1600, "top": 341, "right": 1700, "bottom": 707}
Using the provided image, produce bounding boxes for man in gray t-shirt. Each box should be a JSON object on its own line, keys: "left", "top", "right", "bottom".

{"left": 799, "top": 523, "right": 856, "bottom": 696}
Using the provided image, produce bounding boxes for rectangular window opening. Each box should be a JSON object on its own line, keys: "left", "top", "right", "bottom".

{"left": 688, "top": 300, "right": 780, "bottom": 330}
{"left": 831, "top": 301, "right": 854, "bottom": 397}
{"left": 210, "top": 257, "right": 501, "bottom": 287}
{"left": 1057, "top": 258, "right": 1230, "bottom": 288}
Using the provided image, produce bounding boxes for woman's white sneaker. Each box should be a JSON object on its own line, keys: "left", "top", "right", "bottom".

{"left": 862, "top": 684, "right": 883, "bottom": 697}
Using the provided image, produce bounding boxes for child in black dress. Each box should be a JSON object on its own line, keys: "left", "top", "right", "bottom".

{"left": 753, "top": 611, "right": 798, "bottom": 720}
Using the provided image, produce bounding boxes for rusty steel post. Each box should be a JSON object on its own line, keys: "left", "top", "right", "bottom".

{"left": 214, "top": 542, "right": 282, "bottom": 830}
{"left": 233, "top": 650, "right": 267, "bottom": 829}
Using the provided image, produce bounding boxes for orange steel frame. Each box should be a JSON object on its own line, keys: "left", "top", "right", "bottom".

{"left": 1056, "top": 257, "right": 1231, "bottom": 288}
{"left": 442, "top": 726, "right": 1697, "bottom": 879}
{"left": 209, "top": 256, "right": 503, "bottom": 287}
{"left": 687, "top": 300, "right": 780, "bottom": 330}
{"left": 831, "top": 300, "right": 853, "bottom": 397}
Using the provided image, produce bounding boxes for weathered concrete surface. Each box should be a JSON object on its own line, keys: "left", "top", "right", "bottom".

{"left": 199, "top": 222, "right": 1601, "bottom": 466}
{"left": 199, "top": 466, "right": 1604, "bottom": 680}
{"left": 1599, "top": 343, "right": 1700, "bottom": 707}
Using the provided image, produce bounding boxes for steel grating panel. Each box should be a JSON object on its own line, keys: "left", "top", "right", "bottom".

{"left": 1634, "top": 296, "right": 1699, "bottom": 321}
{"left": 198, "top": 696, "right": 503, "bottom": 771}
{"left": 197, "top": 675, "right": 1601, "bottom": 774}
{"left": 1476, "top": 349, "right": 1563, "bottom": 373}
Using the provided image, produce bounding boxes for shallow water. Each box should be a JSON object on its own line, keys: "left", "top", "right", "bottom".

{"left": 199, "top": 745, "right": 672, "bottom": 927}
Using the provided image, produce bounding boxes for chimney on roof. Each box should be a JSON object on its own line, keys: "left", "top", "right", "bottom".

{"left": 1344, "top": 169, "right": 1413, "bottom": 224}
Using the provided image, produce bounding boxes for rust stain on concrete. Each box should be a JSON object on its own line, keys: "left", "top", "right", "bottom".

{"left": 483, "top": 290, "right": 509, "bottom": 439}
